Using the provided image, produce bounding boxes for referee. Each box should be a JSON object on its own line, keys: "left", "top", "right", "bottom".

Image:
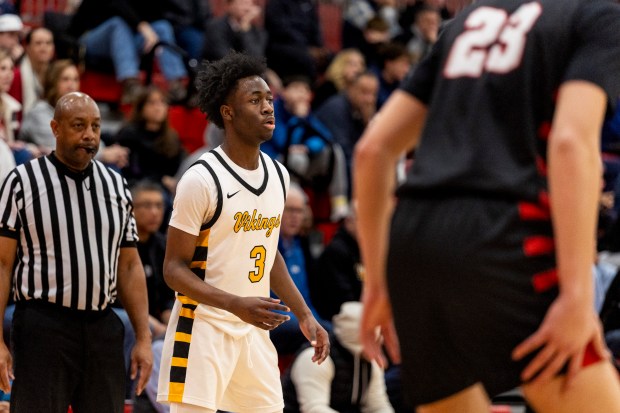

{"left": 0, "top": 92, "right": 152, "bottom": 413}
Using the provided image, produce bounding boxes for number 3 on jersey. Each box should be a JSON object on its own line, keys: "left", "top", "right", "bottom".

{"left": 249, "top": 245, "right": 266, "bottom": 283}
{"left": 444, "top": 2, "right": 542, "bottom": 78}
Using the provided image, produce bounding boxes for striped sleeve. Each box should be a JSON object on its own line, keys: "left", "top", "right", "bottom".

{"left": 120, "top": 176, "right": 138, "bottom": 247}
{"left": 0, "top": 169, "right": 22, "bottom": 239}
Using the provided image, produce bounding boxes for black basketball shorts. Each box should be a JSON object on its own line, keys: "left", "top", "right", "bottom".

{"left": 387, "top": 195, "right": 560, "bottom": 407}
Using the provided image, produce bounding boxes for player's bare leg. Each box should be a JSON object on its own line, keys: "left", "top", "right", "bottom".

{"left": 416, "top": 383, "right": 490, "bottom": 413}
{"left": 523, "top": 360, "right": 620, "bottom": 412}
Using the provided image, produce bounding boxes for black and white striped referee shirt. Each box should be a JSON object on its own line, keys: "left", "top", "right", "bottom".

{"left": 0, "top": 153, "right": 139, "bottom": 311}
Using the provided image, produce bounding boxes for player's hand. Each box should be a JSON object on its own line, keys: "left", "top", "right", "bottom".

{"left": 512, "top": 294, "right": 608, "bottom": 389}
{"left": 230, "top": 297, "right": 291, "bottom": 330}
{"left": 298, "top": 315, "right": 330, "bottom": 364}
{"left": 0, "top": 342, "right": 13, "bottom": 394}
{"left": 360, "top": 284, "right": 400, "bottom": 369}
{"left": 131, "top": 335, "right": 153, "bottom": 396}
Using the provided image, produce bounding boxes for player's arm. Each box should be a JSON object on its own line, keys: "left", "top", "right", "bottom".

{"left": 353, "top": 90, "right": 428, "bottom": 368}
{"left": 513, "top": 80, "right": 609, "bottom": 385}
{"left": 116, "top": 246, "right": 152, "bottom": 396}
{"left": 0, "top": 236, "right": 15, "bottom": 393}
{"left": 271, "top": 250, "right": 329, "bottom": 363}
{"left": 163, "top": 226, "right": 290, "bottom": 330}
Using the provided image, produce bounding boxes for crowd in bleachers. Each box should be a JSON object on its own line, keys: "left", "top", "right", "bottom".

{"left": 1, "top": 0, "right": 620, "bottom": 412}
{"left": 0, "top": 0, "right": 444, "bottom": 219}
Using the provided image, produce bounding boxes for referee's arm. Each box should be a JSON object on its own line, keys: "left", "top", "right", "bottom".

{"left": 0, "top": 236, "right": 16, "bottom": 393}
{"left": 116, "top": 246, "right": 153, "bottom": 396}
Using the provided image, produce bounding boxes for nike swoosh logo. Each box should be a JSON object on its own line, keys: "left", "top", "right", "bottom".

{"left": 227, "top": 190, "right": 241, "bottom": 199}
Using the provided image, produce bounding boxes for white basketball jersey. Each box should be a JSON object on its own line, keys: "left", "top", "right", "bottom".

{"left": 177, "top": 147, "right": 289, "bottom": 337}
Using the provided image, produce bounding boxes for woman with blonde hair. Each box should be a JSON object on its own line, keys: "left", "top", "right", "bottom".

{"left": 0, "top": 48, "right": 37, "bottom": 165}
{"left": 312, "top": 48, "right": 365, "bottom": 109}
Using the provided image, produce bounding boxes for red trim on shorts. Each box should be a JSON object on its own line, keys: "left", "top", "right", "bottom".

{"left": 523, "top": 236, "right": 555, "bottom": 256}
{"left": 532, "top": 268, "right": 558, "bottom": 292}
{"left": 537, "top": 121, "right": 551, "bottom": 140}
{"left": 582, "top": 341, "right": 601, "bottom": 367}
{"left": 538, "top": 191, "right": 550, "bottom": 209}
{"left": 536, "top": 156, "right": 548, "bottom": 176}
{"left": 518, "top": 202, "right": 551, "bottom": 220}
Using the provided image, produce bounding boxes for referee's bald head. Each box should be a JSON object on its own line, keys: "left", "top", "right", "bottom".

{"left": 54, "top": 92, "right": 99, "bottom": 121}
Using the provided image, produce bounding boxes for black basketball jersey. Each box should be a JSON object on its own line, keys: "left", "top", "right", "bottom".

{"left": 398, "top": 0, "right": 620, "bottom": 203}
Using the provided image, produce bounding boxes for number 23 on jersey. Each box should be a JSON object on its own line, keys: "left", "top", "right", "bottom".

{"left": 444, "top": 2, "right": 542, "bottom": 78}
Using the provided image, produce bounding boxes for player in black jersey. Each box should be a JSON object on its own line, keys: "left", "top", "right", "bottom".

{"left": 354, "top": 0, "right": 620, "bottom": 412}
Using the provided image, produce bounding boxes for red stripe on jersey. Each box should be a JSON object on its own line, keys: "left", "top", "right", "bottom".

{"left": 532, "top": 268, "right": 558, "bottom": 292}
{"left": 518, "top": 202, "right": 551, "bottom": 220}
{"left": 582, "top": 341, "right": 602, "bottom": 367}
{"left": 536, "top": 156, "right": 547, "bottom": 176}
{"left": 537, "top": 121, "right": 551, "bottom": 140}
{"left": 523, "top": 236, "right": 554, "bottom": 256}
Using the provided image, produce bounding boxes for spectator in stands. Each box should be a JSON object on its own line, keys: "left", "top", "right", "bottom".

{"left": 19, "top": 59, "right": 129, "bottom": 169}
{"left": 0, "top": 49, "right": 20, "bottom": 144}
{"left": 282, "top": 301, "right": 394, "bottom": 413}
{"left": 0, "top": 138, "right": 13, "bottom": 183}
{"left": 0, "top": 14, "right": 23, "bottom": 62}
{"left": 132, "top": 180, "right": 175, "bottom": 337}
{"left": 343, "top": 0, "right": 401, "bottom": 49}
{"left": 114, "top": 85, "right": 184, "bottom": 194}
{"left": 262, "top": 76, "right": 349, "bottom": 222}
{"left": 202, "top": 0, "right": 267, "bottom": 62}
{"left": 68, "top": 0, "right": 189, "bottom": 104}
{"left": 312, "top": 48, "right": 366, "bottom": 111}
{"left": 373, "top": 42, "right": 413, "bottom": 108}
{"left": 398, "top": 0, "right": 449, "bottom": 36}
{"left": 358, "top": 16, "right": 393, "bottom": 70}
{"left": 313, "top": 206, "right": 362, "bottom": 321}
{"left": 395, "top": 4, "right": 441, "bottom": 61}
{"left": 265, "top": 0, "right": 331, "bottom": 81}
{"left": 8, "top": 28, "right": 55, "bottom": 116}
{"left": 164, "top": 0, "right": 212, "bottom": 61}
{"left": 271, "top": 183, "right": 331, "bottom": 355}
{"left": 315, "top": 71, "right": 379, "bottom": 187}
{"left": 0, "top": 48, "right": 35, "bottom": 165}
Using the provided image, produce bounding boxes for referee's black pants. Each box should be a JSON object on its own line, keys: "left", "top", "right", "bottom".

{"left": 10, "top": 300, "right": 126, "bottom": 413}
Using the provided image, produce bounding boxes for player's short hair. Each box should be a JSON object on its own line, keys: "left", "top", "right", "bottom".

{"left": 196, "top": 52, "right": 267, "bottom": 129}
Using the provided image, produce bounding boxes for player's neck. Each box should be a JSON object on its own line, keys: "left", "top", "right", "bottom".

{"left": 221, "top": 140, "right": 260, "bottom": 170}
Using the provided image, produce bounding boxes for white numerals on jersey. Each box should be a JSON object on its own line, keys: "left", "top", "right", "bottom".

{"left": 249, "top": 245, "right": 266, "bottom": 283}
{"left": 444, "top": 2, "right": 542, "bottom": 78}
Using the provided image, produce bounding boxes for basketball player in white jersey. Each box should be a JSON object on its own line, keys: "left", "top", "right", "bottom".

{"left": 157, "top": 52, "right": 330, "bottom": 413}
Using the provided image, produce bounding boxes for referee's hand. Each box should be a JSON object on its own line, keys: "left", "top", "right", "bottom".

{"left": 0, "top": 342, "right": 12, "bottom": 393}
{"left": 131, "top": 336, "right": 153, "bottom": 396}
